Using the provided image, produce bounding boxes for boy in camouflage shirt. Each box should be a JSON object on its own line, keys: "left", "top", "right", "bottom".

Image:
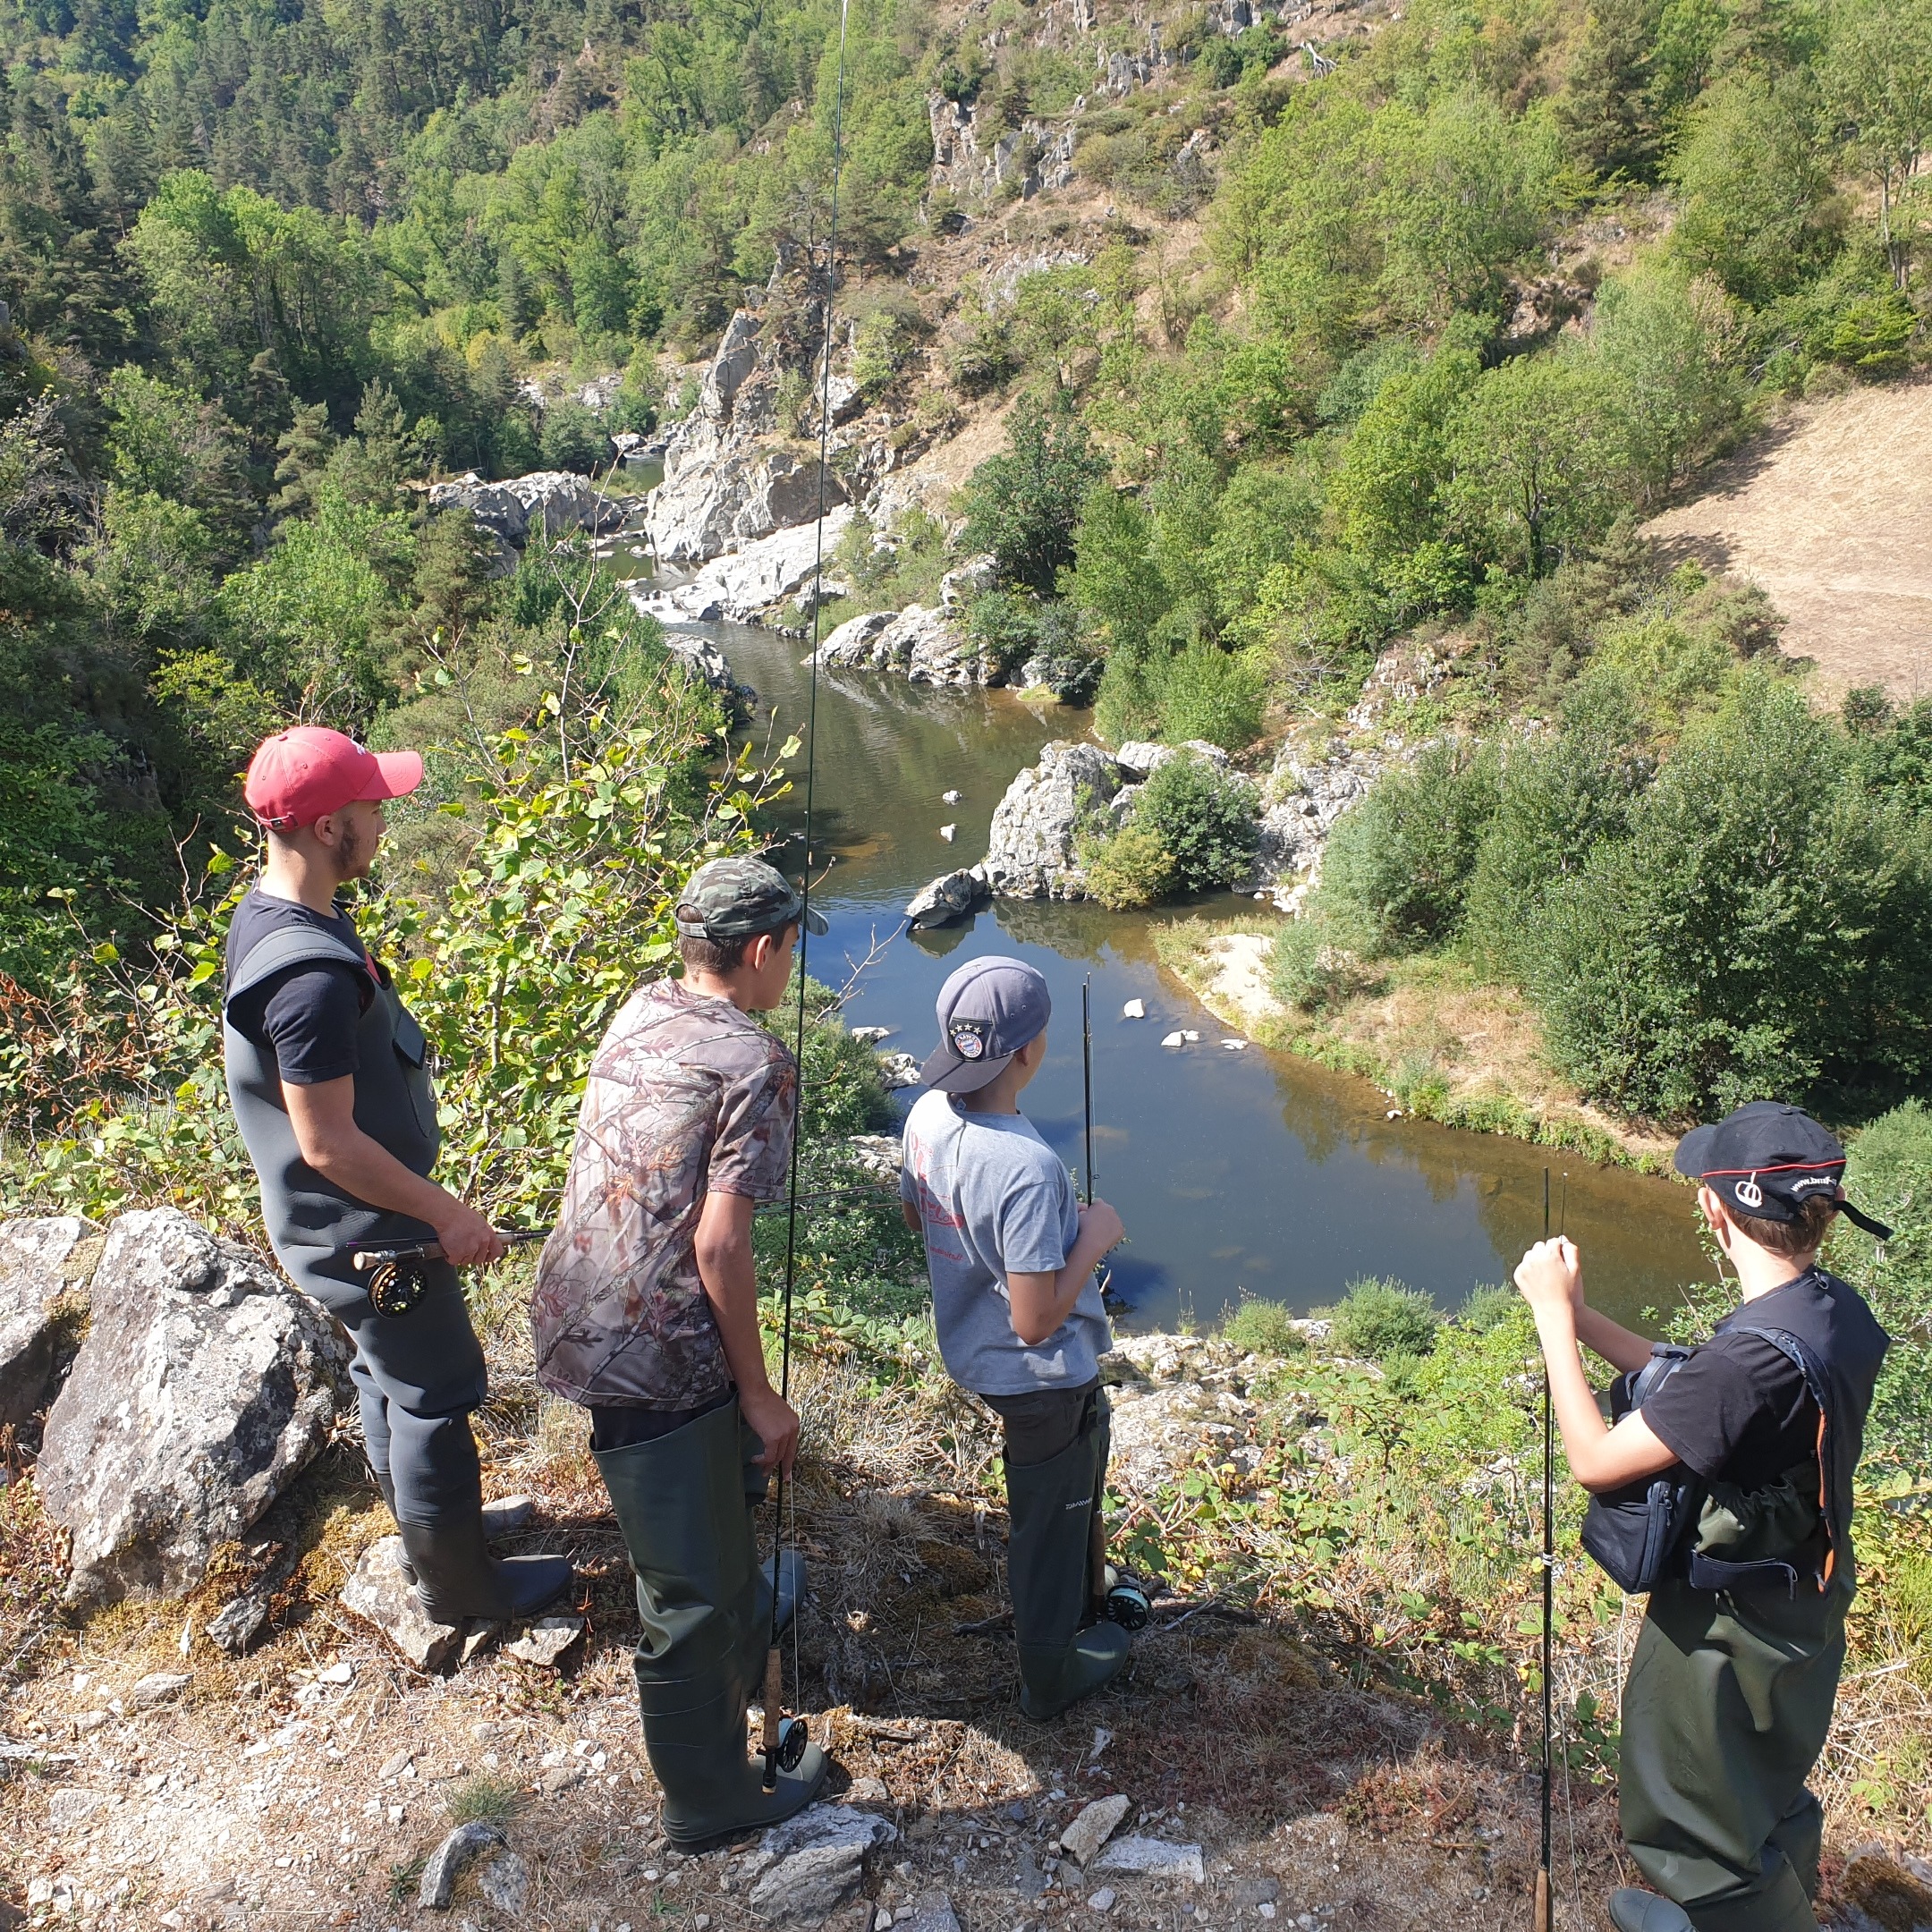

{"left": 532, "top": 855, "right": 829, "bottom": 1843}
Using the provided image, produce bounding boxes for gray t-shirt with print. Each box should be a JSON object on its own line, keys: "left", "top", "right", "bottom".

{"left": 900, "top": 1088, "right": 1113, "bottom": 1396}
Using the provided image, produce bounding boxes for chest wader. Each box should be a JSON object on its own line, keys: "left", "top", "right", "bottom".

{"left": 223, "top": 926, "right": 571, "bottom": 1623}
{"left": 1004, "top": 1385, "right": 1131, "bottom": 1720}
{"left": 593, "top": 1398, "right": 826, "bottom": 1843}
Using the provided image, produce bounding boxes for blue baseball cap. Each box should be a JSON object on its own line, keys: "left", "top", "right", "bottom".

{"left": 920, "top": 955, "right": 1052, "bottom": 1094}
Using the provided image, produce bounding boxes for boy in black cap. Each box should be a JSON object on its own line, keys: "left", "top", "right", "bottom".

{"left": 900, "top": 954, "right": 1134, "bottom": 1718}
{"left": 1513, "top": 1101, "right": 1890, "bottom": 1932}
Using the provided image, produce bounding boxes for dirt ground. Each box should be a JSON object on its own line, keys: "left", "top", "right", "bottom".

{"left": 2, "top": 1346, "right": 1641, "bottom": 1932}
{"left": 1642, "top": 374, "right": 1932, "bottom": 704}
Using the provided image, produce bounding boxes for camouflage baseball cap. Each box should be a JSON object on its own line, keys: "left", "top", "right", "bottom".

{"left": 676, "top": 855, "right": 827, "bottom": 940}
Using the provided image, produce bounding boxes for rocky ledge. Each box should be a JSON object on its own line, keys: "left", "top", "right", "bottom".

{"left": 426, "top": 469, "right": 630, "bottom": 575}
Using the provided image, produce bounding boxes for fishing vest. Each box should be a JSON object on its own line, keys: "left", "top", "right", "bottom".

{"left": 222, "top": 923, "right": 441, "bottom": 1287}
{"left": 1584, "top": 1267, "right": 1889, "bottom": 1599}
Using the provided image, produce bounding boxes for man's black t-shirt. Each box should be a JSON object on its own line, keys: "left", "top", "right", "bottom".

{"left": 225, "top": 888, "right": 371, "bottom": 1086}
{"left": 1640, "top": 1277, "right": 1825, "bottom": 1491}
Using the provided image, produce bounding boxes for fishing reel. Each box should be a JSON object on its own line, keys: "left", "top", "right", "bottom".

{"left": 772, "top": 1716, "right": 809, "bottom": 1775}
{"left": 1101, "top": 1563, "right": 1152, "bottom": 1631}
{"left": 364, "top": 1255, "right": 430, "bottom": 1318}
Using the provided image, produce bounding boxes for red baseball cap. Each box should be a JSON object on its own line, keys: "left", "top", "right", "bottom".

{"left": 244, "top": 727, "right": 424, "bottom": 831}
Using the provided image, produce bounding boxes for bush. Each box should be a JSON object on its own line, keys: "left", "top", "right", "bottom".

{"left": 1150, "top": 643, "right": 1267, "bottom": 752}
{"left": 1133, "top": 752, "right": 1259, "bottom": 895}
{"left": 959, "top": 397, "right": 1106, "bottom": 595}
{"left": 538, "top": 398, "right": 607, "bottom": 475}
{"left": 1267, "top": 914, "right": 1349, "bottom": 1013}
{"left": 1083, "top": 821, "right": 1175, "bottom": 909}
{"left": 1333, "top": 1276, "right": 1442, "bottom": 1360}
{"left": 1829, "top": 1100, "right": 1932, "bottom": 1467}
{"left": 1223, "top": 1293, "right": 1306, "bottom": 1355}
{"left": 1319, "top": 739, "right": 1500, "bottom": 953}
{"left": 1459, "top": 1283, "right": 1519, "bottom": 1334}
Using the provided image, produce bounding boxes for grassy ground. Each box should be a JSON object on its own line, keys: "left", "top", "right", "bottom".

{"left": 3, "top": 1190, "right": 1929, "bottom": 1930}
{"left": 1154, "top": 917, "right": 1679, "bottom": 1170}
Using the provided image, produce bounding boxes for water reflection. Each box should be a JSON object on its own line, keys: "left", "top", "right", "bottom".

{"left": 696, "top": 618, "right": 1714, "bottom": 1333}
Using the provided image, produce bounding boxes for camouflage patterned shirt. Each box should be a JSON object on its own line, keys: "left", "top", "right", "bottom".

{"left": 531, "top": 979, "right": 797, "bottom": 1408}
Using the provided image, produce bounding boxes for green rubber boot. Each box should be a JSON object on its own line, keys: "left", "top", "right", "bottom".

{"left": 1007, "top": 1395, "right": 1131, "bottom": 1722}
{"left": 594, "top": 1400, "right": 826, "bottom": 1846}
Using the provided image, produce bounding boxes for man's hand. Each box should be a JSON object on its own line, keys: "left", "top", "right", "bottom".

{"left": 1514, "top": 1235, "right": 1582, "bottom": 1322}
{"left": 740, "top": 1384, "right": 801, "bottom": 1475}
{"left": 1078, "top": 1198, "right": 1125, "bottom": 1254}
{"left": 435, "top": 1199, "right": 508, "bottom": 1267}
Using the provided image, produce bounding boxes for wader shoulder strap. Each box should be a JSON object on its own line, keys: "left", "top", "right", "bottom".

{"left": 225, "top": 926, "right": 376, "bottom": 1012}
{"left": 1685, "top": 1324, "right": 1834, "bottom": 1600}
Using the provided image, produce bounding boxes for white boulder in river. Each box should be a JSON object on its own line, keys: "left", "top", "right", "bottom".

{"left": 906, "top": 865, "right": 991, "bottom": 928}
{"left": 35, "top": 1208, "right": 352, "bottom": 1603}
{"left": 980, "top": 741, "right": 1119, "bottom": 898}
{"left": 816, "top": 603, "right": 985, "bottom": 686}
{"left": 632, "top": 509, "right": 853, "bottom": 625}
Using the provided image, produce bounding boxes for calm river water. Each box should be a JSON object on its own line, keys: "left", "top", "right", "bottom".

{"left": 697, "top": 618, "right": 1712, "bottom": 1334}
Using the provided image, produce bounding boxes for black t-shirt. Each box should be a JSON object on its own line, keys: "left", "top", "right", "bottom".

{"left": 1640, "top": 1280, "right": 1824, "bottom": 1491}
{"left": 225, "top": 888, "right": 372, "bottom": 1086}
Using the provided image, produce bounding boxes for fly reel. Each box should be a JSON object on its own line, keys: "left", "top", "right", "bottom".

{"left": 774, "top": 1716, "right": 809, "bottom": 1774}
{"left": 365, "top": 1256, "right": 430, "bottom": 1318}
{"left": 1101, "top": 1563, "right": 1152, "bottom": 1631}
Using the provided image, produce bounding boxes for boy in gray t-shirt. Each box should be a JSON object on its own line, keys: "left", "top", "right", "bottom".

{"left": 900, "top": 955, "right": 1134, "bottom": 1720}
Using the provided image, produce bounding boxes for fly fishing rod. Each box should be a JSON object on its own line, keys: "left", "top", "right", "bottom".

{"left": 347, "top": 1229, "right": 547, "bottom": 1317}
{"left": 1536, "top": 1166, "right": 1553, "bottom": 1932}
{"left": 1081, "top": 976, "right": 1095, "bottom": 1208}
{"left": 763, "top": 0, "right": 852, "bottom": 1795}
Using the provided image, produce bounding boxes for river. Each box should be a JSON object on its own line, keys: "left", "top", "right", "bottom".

{"left": 696, "top": 617, "right": 1712, "bottom": 1335}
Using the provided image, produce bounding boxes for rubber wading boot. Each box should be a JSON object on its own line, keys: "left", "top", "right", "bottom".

{"left": 1609, "top": 1891, "right": 1695, "bottom": 1932}
{"left": 398, "top": 1517, "right": 573, "bottom": 1623}
{"left": 1006, "top": 1414, "right": 1130, "bottom": 1722}
{"left": 595, "top": 1401, "right": 827, "bottom": 1846}
{"left": 1680, "top": 1868, "right": 1819, "bottom": 1932}
{"left": 375, "top": 1471, "right": 416, "bottom": 1585}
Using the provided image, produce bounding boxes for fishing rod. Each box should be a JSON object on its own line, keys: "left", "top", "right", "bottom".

{"left": 1532, "top": 1171, "right": 1567, "bottom": 1932}
{"left": 764, "top": 0, "right": 852, "bottom": 1795}
{"left": 348, "top": 1229, "right": 547, "bottom": 1318}
{"left": 1081, "top": 976, "right": 1095, "bottom": 1208}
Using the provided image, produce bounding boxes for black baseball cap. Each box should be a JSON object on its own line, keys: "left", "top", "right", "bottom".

{"left": 920, "top": 955, "right": 1052, "bottom": 1094}
{"left": 1674, "top": 1101, "right": 1892, "bottom": 1239}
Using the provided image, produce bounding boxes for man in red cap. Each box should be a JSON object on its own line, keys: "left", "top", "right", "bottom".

{"left": 222, "top": 727, "right": 572, "bottom": 1623}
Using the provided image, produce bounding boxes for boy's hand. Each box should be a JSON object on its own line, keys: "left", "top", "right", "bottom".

{"left": 1513, "top": 1236, "right": 1582, "bottom": 1322}
{"left": 740, "top": 1384, "right": 801, "bottom": 1475}
{"left": 1079, "top": 1199, "right": 1124, "bottom": 1254}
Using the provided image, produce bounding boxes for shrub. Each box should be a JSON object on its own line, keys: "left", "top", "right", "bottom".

{"left": 1829, "top": 1100, "right": 1932, "bottom": 1466}
{"left": 1333, "top": 1276, "right": 1441, "bottom": 1360}
{"left": 1267, "top": 914, "right": 1348, "bottom": 1013}
{"left": 1223, "top": 1293, "right": 1307, "bottom": 1355}
{"left": 1459, "top": 1283, "right": 1519, "bottom": 1333}
{"left": 538, "top": 398, "right": 607, "bottom": 475}
{"left": 1319, "top": 739, "right": 1500, "bottom": 953}
{"left": 1083, "top": 821, "right": 1175, "bottom": 909}
{"left": 959, "top": 397, "right": 1106, "bottom": 595}
{"left": 1151, "top": 643, "right": 1267, "bottom": 752}
{"left": 1133, "top": 752, "right": 1259, "bottom": 895}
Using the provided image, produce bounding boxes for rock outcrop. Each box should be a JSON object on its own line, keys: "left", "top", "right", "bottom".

{"left": 37, "top": 1210, "right": 353, "bottom": 1603}
{"left": 816, "top": 603, "right": 982, "bottom": 685}
{"left": 0, "top": 1216, "right": 99, "bottom": 1427}
{"left": 905, "top": 866, "right": 992, "bottom": 928}
{"left": 634, "top": 509, "right": 854, "bottom": 626}
{"left": 427, "top": 470, "right": 626, "bottom": 572}
{"left": 647, "top": 309, "right": 848, "bottom": 564}
{"left": 980, "top": 741, "right": 1119, "bottom": 898}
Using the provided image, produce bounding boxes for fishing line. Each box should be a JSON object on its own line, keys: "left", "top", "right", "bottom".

{"left": 1537, "top": 1166, "right": 1553, "bottom": 1932}
{"left": 766, "top": 0, "right": 852, "bottom": 1791}
{"left": 1081, "top": 976, "right": 1095, "bottom": 1208}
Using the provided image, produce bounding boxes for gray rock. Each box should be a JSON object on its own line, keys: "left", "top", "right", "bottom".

{"left": 1088, "top": 1887, "right": 1117, "bottom": 1913}
{"left": 341, "top": 1535, "right": 463, "bottom": 1671}
{"left": 129, "top": 1671, "right": 191, "bottom": 1707}
{"left": 481, "top": 1496, "right": 535, "bottom": 1538}
{"left": 206, "top": 1596, "right": 268, "bottom": 1655}
{"left": 1056, "top": 1793, "right": 1130, "bottom": 1869}
{"left": 1231, "top": 1877, "right": 1281, "bottom": 1907}
{"left": 47, "top": 1787, "right": 110, "bottom": 1831}
{"left": 637, "top": 510, "right": 854, "bottom": 628}
{"left": 982, "top": 742, "right": 1119, "bottom": 900}
{"left": 504, "top": 1615, "right": 584, "bottom": 1666}
{"left": 905, "top": 866, "right": 990, "bottom": 929}
{"left": 938, "top": 556, "right": 996, "bottom": 609}
{"left": 1112, "top": 740, "right": 1231, "bottom": 780}
{"left": 479, "top": 1850, "right": 530, "bottom": 1917}
{"left": 817, "top": 604, "right": 981, "bottom": 685}
{"left": 36, "top": 1210, "right": 352, "bottom": 1604}
{"left": 1091, "top": 1836, "right": 1204, "bottom": 1882}
{"left": 419, "top": 1821, "right": 507, "bottom": 1911}
{"left": 877, "top": 1052, "right": 922, "bottom": 1091}
{"left": 898, "top": 1894, "right": 962, "bottom": 1932}
{"left": 0, "top": 1216, "right": 98, "bottom": 1427}
{"left": 746, "top": 1804, "right": 897, "bottom": 1923}
{"left": 426, "top": 470, "right": 623, "bottom": 565}
{"left": 817, "top": 608, "right": 897, "bottom": 666}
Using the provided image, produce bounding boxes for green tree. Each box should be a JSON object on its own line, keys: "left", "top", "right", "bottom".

{"left": 1821, "top": 0, "right": 1932, "bottom": 286}
{"left": 1068, "top": 487, "right": 1171, "bottom": 654}
{"left": 1558, "top": 0, "right": 1665, "bottom": 182}
{"left": 959, "top": 398, "right": 1106, "bottom": 597}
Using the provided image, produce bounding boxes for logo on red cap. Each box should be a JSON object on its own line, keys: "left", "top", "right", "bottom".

{"left": 244, "top": 728, "right": 425, "bottom": 831}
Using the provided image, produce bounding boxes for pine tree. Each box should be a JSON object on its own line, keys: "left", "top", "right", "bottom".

{"left": 1558, "top": 0, "right": 1664, "bottom": 184}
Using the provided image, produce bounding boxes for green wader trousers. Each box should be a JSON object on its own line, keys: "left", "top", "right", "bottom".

{"left": 1620, "top": 1573, "right": 1847, "bottom": 1932}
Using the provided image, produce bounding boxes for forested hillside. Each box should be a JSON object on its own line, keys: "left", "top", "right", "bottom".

{"left": 2, "top": 0, "right": 1929, "bottom": 1123}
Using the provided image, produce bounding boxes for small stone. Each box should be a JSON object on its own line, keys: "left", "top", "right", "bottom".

{"left": 1122, "top": 1000, "right": 1145, "bottom": 1019}
{"left": 481, "top": 1496, "right": 535, "bottom": 1538}
{"left": 461, "top": 1622, "right": 503, "bottom": 1665}
{"left": 131, "top": 1672, "right": 191, "bottom": 1707}
{"left": 418, "top": 1822, "right": 507, "bottom": 1910}
{"left": 379, "top": 1750, "right": 413, "bottom": 1780}
{"left": 1258, "top": 1907, "right": 1275, "bottom": 1921}
{"left": 847, "top": 1775, "right": 890, "bottom": 1804}
{"left": 1089, "top": 1890, "right": 1116, "bottom": 1913}
{"left": 747, "top": 1804, "right": 897, "bottom": 1924}
{"left": 1160, "top": 1031, "right": 1185, "bottom": 1048}
{"left": 1089, "top": 1726, "right": 1113, "bottom": 1759}
{"left": 479, "top": 1851, "right": 530, "bottom": 1916}
{"left": 505, "top": 1616, "right": 584, "bottom": 1667}
{"left": 899, "top": 1894, "right": 962, "bottom": 1932}
{"left": 72, "top": 1710, "right": 108, "bottom": 1734}
{"left": 1093, "top": 1837, "right": 1205, "bottom": 1883}
{"left": 1057, "top": 1796, "right": 1130, "bottom": 1869}
{"left": 1220, "top": 1038, "right": 1248, "bottom": 1051}
{"left": 342, "top": 1537, "right": 461, "bottom": 1672}
{"left": 943, "top": 791, "right": 962, "bottom": 804}
{"left": 939, "top": 825, "right": 957, "bottom": 842}
{"left": 1232, "top": 1878, "right": 1281, "bottom": 1909}
{"left": 207, "top": 1597, "right": 267, "bottom": 1655}
{"left": 1182, "top": 1030, "right": 1200, "bottom": 1043}
{"left": 318, "top": 1661, "right": 353, "bottom": 1684}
